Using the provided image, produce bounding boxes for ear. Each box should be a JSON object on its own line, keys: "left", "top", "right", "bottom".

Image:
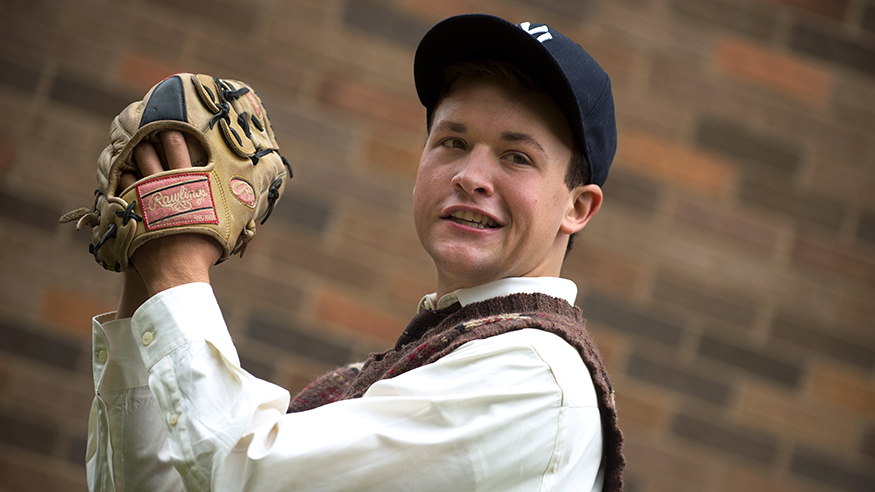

{"left": 559, "top": 184, "right": 603, "bottom": 235}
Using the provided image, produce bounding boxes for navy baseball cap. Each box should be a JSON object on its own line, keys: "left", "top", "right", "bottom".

{"left": 414, "top": 14, "right": 617, "bottom": 187}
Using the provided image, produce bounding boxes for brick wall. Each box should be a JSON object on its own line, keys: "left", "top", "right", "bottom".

{"left": 0, "top": 0, "right": 873, "bottom": 490}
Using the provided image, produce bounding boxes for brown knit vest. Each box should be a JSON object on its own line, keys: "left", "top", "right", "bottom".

{"left": 289, "top": 293, "right": 625, "bottom": 491}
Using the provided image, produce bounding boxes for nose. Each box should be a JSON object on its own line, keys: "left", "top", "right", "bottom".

{"left": 451, "top": 148, "right": 494, "bottom": 196}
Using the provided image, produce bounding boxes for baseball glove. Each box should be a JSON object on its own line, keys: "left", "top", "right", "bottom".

{"left": 60, "top": 73, "right": 291, "bottom": 272}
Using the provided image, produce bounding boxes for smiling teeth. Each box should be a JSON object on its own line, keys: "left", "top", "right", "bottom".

{"left": 451, "top": 211, "right": 498, "bottom": 229}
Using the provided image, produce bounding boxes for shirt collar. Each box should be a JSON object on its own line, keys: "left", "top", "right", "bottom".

{"left": 417, "top": 277, "right": 578, "bottom": 312}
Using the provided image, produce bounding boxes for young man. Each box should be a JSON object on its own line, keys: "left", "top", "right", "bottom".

{"left": 87, "top": 14, "right": 623, "bottom": 492}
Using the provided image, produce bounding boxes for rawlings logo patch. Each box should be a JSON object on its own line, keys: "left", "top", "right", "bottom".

{"left": 137, "top": 173, "right": 218, "bottom": 231}
{"left": 244, "top": 92, "right": 262, "bottom": 117}
{"left": 229, "top": 177, "right": 256, "bottom": 208}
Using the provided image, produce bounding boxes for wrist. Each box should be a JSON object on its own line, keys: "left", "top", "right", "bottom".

{"left": 131, "top": 234, "right": 223, "bottom": 297}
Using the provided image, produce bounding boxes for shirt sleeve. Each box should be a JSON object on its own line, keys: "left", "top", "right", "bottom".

{"left": 130, "top": 282, "right": 603, "bottom": 492}
{"left": 88, "top": 313, "right": 185, "bottom": 492}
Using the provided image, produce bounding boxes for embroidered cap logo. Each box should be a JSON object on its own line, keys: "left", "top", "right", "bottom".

{"left": 519, "top": 22, "right": 553, "bottom": 43}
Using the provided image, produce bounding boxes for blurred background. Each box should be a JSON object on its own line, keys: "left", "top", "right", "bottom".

{"left": 0, "top": 0, "right": 873, "bottom": 490}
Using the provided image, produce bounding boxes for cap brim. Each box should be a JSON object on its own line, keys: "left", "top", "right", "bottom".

{"left": 414, "top": 15, "right": 584, "bottom": 160}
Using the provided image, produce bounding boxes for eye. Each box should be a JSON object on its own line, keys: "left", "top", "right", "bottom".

{"left": 504, "top": 152, "right": 531, "bottom": 166}
{"left": 440, "top": 138, "right": 466, "bottom": 150}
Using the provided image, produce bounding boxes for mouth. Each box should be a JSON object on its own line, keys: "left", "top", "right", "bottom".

{"left": 446, "top": 210, "right": 500, "bottom": 229}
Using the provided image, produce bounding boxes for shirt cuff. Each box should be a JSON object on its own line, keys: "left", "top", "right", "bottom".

{"left": 131, "top": 282, "right": 238, "bottom": 370}
{"left": 92, "top": 312, "right": 150, "bottom": 394}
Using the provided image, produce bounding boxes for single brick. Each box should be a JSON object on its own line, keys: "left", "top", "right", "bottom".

{"left": 698, "top": 335, "right": 803, "bottom": 387}
{"left": 790, "top": 448, "right": 875, "bottom": 492}
{"left": 738, "top": 179, "right": 845, "bottom": 231}
{"left": 270, "top": 191, "right": 332, "bottom": 234}
{"left": 0, "top": 321, "right": 83, "bottom": 371}
{"left": 49, "top": 72, "right": 133, "bottom": 119}
{"left": 343, "top": 0, "right": 432, "bottom": 48}
{"left": 0, "top": 2, "right": 60, "bottom": 58}
{"left": 387, "top": 271, "right": 438, "bottom": 314}
{"left": 247, "top": 317, "right": 352, "bottom": 368}
{"left": 721, "top": 465, "right": 815, "bottom": 492}
{"left": 613, "top": 391, "right": 670, "bottom": 431}
{"left": 146, "top": 0, "right": 256, "bottom": 34}
{"left": 857, "top": 209, "right": 875, "bottom": 246}
{"left": 832, "top": 76, "right": 875, "bottom": 130}
{"left": 772, "top": 313, "right": 875, "bottom": 369}
{"left": 210, "top": 266, "right": 305, "bottom": 314}
{"left": 809, "top": 363, "right": 875, "bottom": 416}
{"left": 0, "top": 360, "right": 9, "bottom": 396}
{"left": 340, "top": 209, "right": 433, "bottom": 265}
{"left": 581, "top": 293, "right": 686, "bottom": 347}
{"left": 572, "top": 31, "right": 639, "bottom": 84}
{"left": 0, "top": 455, "right": 85, "bottom": 492}
{"left": 673, "top": 201, "right": 779, "bottom": 255}
{"left": 836, "top": 293, "right": 875, "bottom": 333}
{"left": 318, "top": 76, "right": 422, "bottom": 131}
{"left": 66, "top": 435, "right": 88, "bottom": 466}
{"left": 127, "top": 15, "right": 189, "bottom": 57}
{"left": 601, "top": 171, "right": 661, "bottom": 215}
{"left": 864, "top": 3, "right": 875, "bottom": 34}
{"left": 239, "top": 353, "right": 276, "bottom": 383}
{"left": 314, "top": 289, "right": 408, "bottom": 344}
{"left": 653, "top": 275, "right": 758, "bottom": 327}
{"left": 564, "top": 244, "right": 642, "bottom": 299}
{"left": 650, "top": 58, "right": 760, "bottom": 117}
{"left": 40, "top": 287, "right": 114, "bottom": 339}
{"left": 0, "top": 139, "right": 16, "bottom": 177}
{"left": 622, "top": 439, "right": 716, "bottom": 491}
{"left": 626, "top": 354, "right": 733, "bottom": 405}
{"left": 268, "top": 230, "right": 382, "bottom": 291}
{"left": 738, "top": 383, "right": 857, "bottom": 450}
{"left": 671, "top": 413, "right": 779, "bottom": 465}
{"left": 793, "top": 234, "right": 875, "bottom": 287}
{"left": 300, "top": 160, "right": 405, "bottom": 212}
{"left": 790, "top": 23, "right": 875, "bottom": 77}
{"left": 522, "top": 0, "right": 594, "bottom": 19}
{"left": 0, "top": 57, "right": 41, "bottom": 93}
{"left": 695, "top": 116, "right": 802, "bottom": 177}
{"left": 762, "top": 104, "right": 871, "bottom": 162}
{"left": 671, "top": 0, "right": 777, "bottom": 41}
{"left": 0, "top": 188, "right": 63, "bottom": 232}
{"left": 267, "top": 106, "right": 354, "bottom": 157}
{"left": 716, "top": 37, "right": 831, "bottom": 103}
{"left": 116, "top": 52, "right": 180, "bottom": 92}
{"left": 583, "top": 327, "right": 628, "bottom": 374}
{"left": 364, "top": 132, "right": 422, "bottom": 178}
{"left": 617, "top": 129, "right": 737, "bottom": 194}
{"left": 0, "top": 412, "right": 58, "bottom": 454}
{"left": 768, "top": 0, "right": 851, "bottom": 20}
{"left": 861, "top": 427, "right": 875, "bottom": 459}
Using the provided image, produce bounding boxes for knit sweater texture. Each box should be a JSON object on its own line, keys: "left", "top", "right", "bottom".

{"left": 289, "top": 293, "right": 625, "bottom": 491}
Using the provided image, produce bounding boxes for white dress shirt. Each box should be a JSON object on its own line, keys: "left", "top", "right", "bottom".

{"left": 87, "top": 277, "right": 604, "bottom": 491}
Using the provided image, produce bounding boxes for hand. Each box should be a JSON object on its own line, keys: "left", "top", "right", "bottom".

{"left": 117, "top": 131, "right": 223, "bottom": 314}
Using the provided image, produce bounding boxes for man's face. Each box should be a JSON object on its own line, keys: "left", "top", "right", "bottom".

{"left": 413, "top": 76, "right": 591, "bottom": 296}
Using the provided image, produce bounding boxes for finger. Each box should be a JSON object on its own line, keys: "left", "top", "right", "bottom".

{"left": 119, "top": 172, "right": 137, "bottom": 190}
{"left": 133, "top": 141, "right": 165, "bottom": 176}
{"left": 160, "top": 130, "right": 192, "bottom": 170}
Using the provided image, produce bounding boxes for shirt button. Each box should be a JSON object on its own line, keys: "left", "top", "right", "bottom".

{"left": 142, "top": 331, "right": 154, "bottom": 346}
{"left": 97, "top": 350, "right": 107, "bottom": 364}
{"left": 169, "top": 412, "right": 179, "bottom": 426}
